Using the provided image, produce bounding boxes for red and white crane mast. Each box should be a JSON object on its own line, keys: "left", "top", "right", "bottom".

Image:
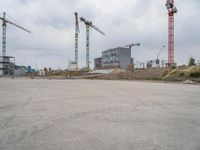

{"left": 166, "top": 0, "right": 177, "bottom": 66}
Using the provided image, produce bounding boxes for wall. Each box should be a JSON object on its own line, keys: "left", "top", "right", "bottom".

{"left": 119, "top": 48, "right": 131, "bottom": 69}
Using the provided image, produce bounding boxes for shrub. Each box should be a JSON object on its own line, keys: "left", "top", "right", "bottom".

{"left": 179, "top": 72, "right": 185, "bottom": 77}
{"left": 189, "top": 57, "right": 196, "bottom": 66}
{"left": 190, "top": 71, "right": 200, "bottom": 78}
{"left": 172, "top": 66, "right": 177, "bottom": 69}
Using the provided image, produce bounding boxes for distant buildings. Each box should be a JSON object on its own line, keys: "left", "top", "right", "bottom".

{"left": 0, "top": 56, "right": 35, "bottom": 76}
{"left": 14, "top": 66, "right": 26, "bottom": 76}
{"left": 95, "top": 47, "right": 131, "bottom": 69}
{"left": 197, "top": 60, "right": 200, "bottom": 66}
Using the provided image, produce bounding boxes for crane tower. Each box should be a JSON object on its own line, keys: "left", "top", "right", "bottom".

{"left": 80, "top": 17, "right": 105, "bottom": 69}
{"left": 0, "top": 12, "right": 31, "bottom": 56}
{"left": 166, "top": 0, "right": 177, "bottom": 66}
{"left": 74, "top": 12, "right": 79, "bottom": 65}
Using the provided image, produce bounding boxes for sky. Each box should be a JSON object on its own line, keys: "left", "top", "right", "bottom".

{"left": 0, "top": 0, "right": 200, "bottom": 69}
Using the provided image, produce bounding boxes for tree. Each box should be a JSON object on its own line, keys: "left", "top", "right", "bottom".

{"left": 189, "top": 57, "right": 196, "bottom": 66}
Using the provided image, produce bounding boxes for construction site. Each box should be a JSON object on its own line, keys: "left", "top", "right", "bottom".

{"left": 0, "top": 0, "right": 200, "bottom": 150}
{"left": 0, "top": 1, "right": 199, "bottom": 83}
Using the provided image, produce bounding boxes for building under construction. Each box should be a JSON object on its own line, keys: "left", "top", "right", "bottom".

{"left": 0, "top": 56, "right": 15, "bottom": 76}
{"left": 95, "top": 47, "right": 132, "bottom": 69}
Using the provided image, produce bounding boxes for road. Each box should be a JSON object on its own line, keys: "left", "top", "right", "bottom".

{"left": 0, "top": 79, "right": 200, "bottom": 150}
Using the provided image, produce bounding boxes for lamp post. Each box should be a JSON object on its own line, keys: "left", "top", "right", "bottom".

{"left": 156, "top": 45, "right": 166, "bottom": 67}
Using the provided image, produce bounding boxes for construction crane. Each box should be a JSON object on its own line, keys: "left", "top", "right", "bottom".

{"left": 74, "top": 12, "right": 79, "bottom": 65}
{"left": 80, "top": 17, "right": 105, "bottom": 69}
{"left": 125, "top": 43, "right": 140, "bottom": 49}
{"left": 166, "top": 0, "right": 177, "bottom": 66}
{"left": 156, "top": 45, "right": 165, "bottom": 65}
{"left": 0, "top": 12, "right": 31, "bottom": 56}
{"left": 125, "top": 43, "right": 140, "bottom": 66}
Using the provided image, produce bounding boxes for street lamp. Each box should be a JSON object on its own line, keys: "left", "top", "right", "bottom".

{"left": 156, "top": 45, "right": 166, "bottom": 66}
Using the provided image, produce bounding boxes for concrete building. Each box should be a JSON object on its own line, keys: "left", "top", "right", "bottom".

{"left": 94, "top": 57, "right": 102, "bottom": 69}
{"left": 0, "top": 56, "right": 15, "bottom": 76}
{"left": 101, "top": 47, "right": 131, "bottom": 69}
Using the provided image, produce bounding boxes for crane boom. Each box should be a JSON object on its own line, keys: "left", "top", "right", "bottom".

{"left": 125, "top": 43, "right": 140, "bottom": 48}
{"left": 5, "top": 19, "right": 31, "bottom": 33}
{"left": 80, "top": 17, "right": 105, "bottom": 35}
{"left": 90, "top": 24, "right": 105, "bottom": 36}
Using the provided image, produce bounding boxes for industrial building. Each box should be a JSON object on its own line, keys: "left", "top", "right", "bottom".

{"left": 0, "top": 56, "right": 15, "bottom": 76}
{"left": 95, "top": 47, "right": 132, "bottom": 69}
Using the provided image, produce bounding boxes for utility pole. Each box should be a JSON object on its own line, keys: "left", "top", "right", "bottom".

{"left": 80, "top": 17, "right": 105, "bottom": 69}
{"left": 166, "top": 0, "right": 177, "bottom": 66}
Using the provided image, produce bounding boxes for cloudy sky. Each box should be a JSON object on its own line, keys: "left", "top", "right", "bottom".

{"left": 0, "top": 0, "right": 200, "bottom": 69}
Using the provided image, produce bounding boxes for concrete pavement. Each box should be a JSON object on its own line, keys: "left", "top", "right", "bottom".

{"left": 0, "top": 79, "right": 200, "bottom": 150}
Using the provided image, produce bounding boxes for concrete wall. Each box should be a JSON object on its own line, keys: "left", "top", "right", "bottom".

{"left": 119, "top": 48, "right": 131, "bottom": 69}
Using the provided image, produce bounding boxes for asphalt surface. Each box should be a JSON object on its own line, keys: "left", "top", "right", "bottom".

{"left": 0, "top": 79, "right": 200, "bottom": 150}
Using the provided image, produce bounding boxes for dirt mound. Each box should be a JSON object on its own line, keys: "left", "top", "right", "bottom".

{"left": 162, "top": 66, "right": 200, "bottom": 82}
{"left": 86, "top": 68, "right": 170, "bottom": 80}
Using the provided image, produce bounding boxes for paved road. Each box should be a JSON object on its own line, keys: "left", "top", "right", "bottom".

{"left": 0, "top": 79, "right": 200, "bottom": 150}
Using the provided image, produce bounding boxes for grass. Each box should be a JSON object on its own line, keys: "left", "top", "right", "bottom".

{"left": 190, "top": 71, "right": 200, "bottom": 78}
{"left": 162, "top": 65, "right": 200, "bottom": 82}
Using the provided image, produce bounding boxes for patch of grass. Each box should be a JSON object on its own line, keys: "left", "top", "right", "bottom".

{"left": 162, "top": 70, "right": 170, "bottom": 77}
